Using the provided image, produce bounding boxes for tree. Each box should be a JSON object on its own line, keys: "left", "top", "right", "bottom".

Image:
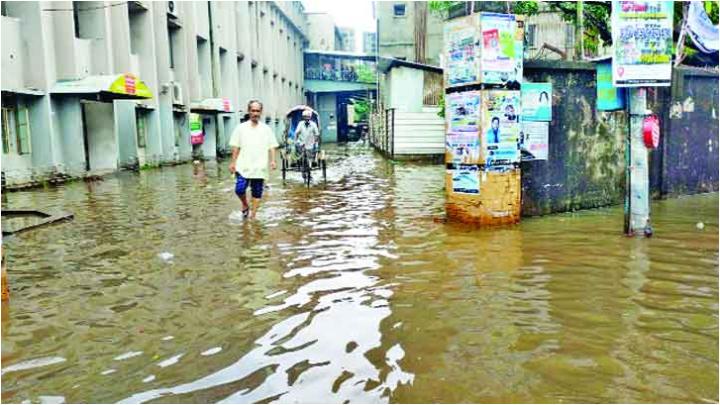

{"left": 352, "top": 99, "right": 370, "bottom": 122}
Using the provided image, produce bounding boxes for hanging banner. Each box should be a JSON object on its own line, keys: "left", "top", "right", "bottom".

{"left": 612, "top": 1, "right": 674, "bottom": 87}
{"left": 521, "top": 82, "right": 552, "bottom": 121}
{"left": 520, "top": 121, "right": 549, "bottom": 161}
{"left": 687, "top": 1, "right": 720, "bottom": 53}
{"left": 444, "top": 15, "right": 478, "bottom": 87}
{"left": 597, "top": 61, "right": 626, "bottom": 110}
{"left": 449, "top": 164, "right": 480, "bottom": 194}
{"left": 482, "top": 90, "right": 521, "bottom": 168}
{"left": 480, "top": 13, "right": 517, "bottom": 84}
{"left": 447, "top": 91, "right": 481, "bottom": 132}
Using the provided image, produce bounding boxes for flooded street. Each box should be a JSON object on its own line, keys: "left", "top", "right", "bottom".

{"left": 1, "top": 145, "right": 717, "bottom": 404}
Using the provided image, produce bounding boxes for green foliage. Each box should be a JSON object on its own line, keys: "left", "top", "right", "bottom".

{"left": 353, "top": 99, "right": 370, "bottom": 122}
{"left": 356, "top": 64, "right": 376, "bottom": 84}
{"left": 437, "top": 93, "right": 445, "bottom": 119}
{"left": 513, "top": 1, "right": 539, "bottom": 16}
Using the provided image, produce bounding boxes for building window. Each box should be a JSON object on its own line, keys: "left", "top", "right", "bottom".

{"left": 136, "top": 110, "right": 147, "bottom": 148}
{"left": 1, "top": 105, "right": 31, "bottom": 155}
{"left": 393, "top": 3, "right": 406, "bottom": 17}
{"left": 168, "top": 28, "right": 176, "bottom": 68}
{"left": 526, "top": 24, "right": 537, "bottom": 49}
{"left": 16, "top": 106, "right": 30, "bottom": 154}
{"left": 1, "top": 108, "right": 14, "bottom": 154}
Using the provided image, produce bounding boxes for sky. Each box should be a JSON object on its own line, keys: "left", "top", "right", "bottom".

{"left": 301, "top": 0, "right": 376, "bottom": 52}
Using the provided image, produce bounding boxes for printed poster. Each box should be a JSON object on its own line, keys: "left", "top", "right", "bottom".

{"left": 447, "top": 133, "right": 481, "bottom": 164}
{"left": 521, "top": 83, "right": 552, "bottom": 121}
{"left": 514, "top": 17, "right": 525, "bottom": 83}
{"left": 612, "top": 1, "right": 674, "bottom": 87}
{"left": 596, "top": 61, "right": 626, "bottom": 110}
{"left": 445, "top": 16, "right": 478, "bottom": 86}
{"left": 480, "top": 13, "right": 517, "bottom": 84}
{"left": 482, "top": 90, "right": 521, "bottom": 168}
{"left": 447, "top": 91, "right": 481, "bottom": 132}
{"left": 520, "top": 121, "right": 549, "bottom": 161}
{"left": 449, "top": 164, "right": 480, "bottom": 194}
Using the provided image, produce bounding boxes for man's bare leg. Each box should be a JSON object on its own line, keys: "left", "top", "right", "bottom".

{"left": 250, "top": 197, "right": 261, "bottom": 219}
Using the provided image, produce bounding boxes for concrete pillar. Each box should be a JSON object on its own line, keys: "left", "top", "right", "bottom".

{"left": 626, "top": 88, "right": 651, "bottom": 236}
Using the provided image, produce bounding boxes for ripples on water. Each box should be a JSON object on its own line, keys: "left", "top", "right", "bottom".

{"left": 1, "top": 145, "right": 718, "bottom": 403}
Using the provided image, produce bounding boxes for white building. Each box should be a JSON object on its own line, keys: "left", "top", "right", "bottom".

{"left": 1, "top": 1, "right": 308, "bottom": 189}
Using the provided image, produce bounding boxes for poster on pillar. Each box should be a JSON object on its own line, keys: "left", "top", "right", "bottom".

{"left": 480, "top": 13, "right": 518, "bottom": 85}
{"left": 444, "top": 15, "right": 479, "bottom": 87}
{"left": 514, "top": 17, "right": 525, "bottom": 83}
{"left": 447, "top": 91, "right": 481, "bottom": 132}
{"left": 446, "top": 133, "right": 481, "bottom": 164}
{"left": 481, "top": 90, "right": 521, "bottom": 169}
{"left": 449, "top": 164, "right": 480, "bottom": 194}
{"left": 612, "top": 1, "right": 674, "bottom": 87}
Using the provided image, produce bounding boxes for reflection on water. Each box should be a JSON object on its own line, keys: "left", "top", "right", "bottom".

{"left": 1, "top": 145, "right": 718, "bottom": 403}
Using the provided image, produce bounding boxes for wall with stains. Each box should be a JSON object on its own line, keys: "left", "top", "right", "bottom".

{"left": 520, "top": 61, "right": 627, "bottom": 216}
{"left": 519, "top": 62, "right": 719, "bottom": 217}
{"left": 649, "top": 68, "right": 719, "bottom": 198}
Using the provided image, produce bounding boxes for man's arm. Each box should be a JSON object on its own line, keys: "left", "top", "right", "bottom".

{"left": 269, "top": 146, "right": 277, "bottom": 170}
{"left": 229, "top": 147, "right": 239, "bottom": 174}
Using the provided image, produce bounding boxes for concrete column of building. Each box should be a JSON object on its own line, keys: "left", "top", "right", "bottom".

{"left": 151, "top": 1, "right": 175, "bottom": 164}
{"left": 110, "top": 1, "right": 132, "bottom": 73}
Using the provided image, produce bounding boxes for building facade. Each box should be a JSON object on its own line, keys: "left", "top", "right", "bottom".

{"left": 335, "top": 27, "right": 355, "bottom": 53}
{"left": 1, "top": 1, "right": 308, "bottom": 189}
{"left": 375, "top": 1, "right": 444, "bottom": 66}
{"left": 305, "top": 12, "right": 344, "bottom": 52}
{"left": 363, "top": 32, "right": 377, "bottom": 55}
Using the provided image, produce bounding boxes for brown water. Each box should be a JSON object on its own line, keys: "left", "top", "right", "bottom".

{"left": 1, "top": 146, "right": 717, "bottom": 404}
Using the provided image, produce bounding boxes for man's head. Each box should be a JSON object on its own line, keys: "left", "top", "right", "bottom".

{"left": 302, "top": 108, "right": 312, "bottom": 122}
{"left": 247, "top": 100, "right": 263, "bottom": 123}
{"left": 491, "top": 116, "right": 500, "bottom": 130}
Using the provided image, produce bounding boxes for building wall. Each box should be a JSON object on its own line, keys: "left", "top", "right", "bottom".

{"left": 388, "top": 67, "right": 424, "bottom": 113}
{"left": 376, "top": 2, "right": 443, "bottom": 66}
{"left": 1, "top": 0, "right": 308, "bottom": 189}
{"left": 317, "top": 93, "right": 337, "bottom": 143}
{"left": 520, "top": 61, "right": 719, "bottom": 217}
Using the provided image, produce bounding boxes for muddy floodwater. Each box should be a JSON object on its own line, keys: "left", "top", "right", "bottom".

{"left": 2, "top": 146, "right": 717, "bottom": 403}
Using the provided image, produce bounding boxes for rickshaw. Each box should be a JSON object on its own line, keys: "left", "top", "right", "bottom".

{"left": 280, "top": 105, "right": 327, "bottom": 186}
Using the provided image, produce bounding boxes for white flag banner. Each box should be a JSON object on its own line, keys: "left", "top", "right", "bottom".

{"left": 687, "top": 1, "right": 720, "bottom": 53}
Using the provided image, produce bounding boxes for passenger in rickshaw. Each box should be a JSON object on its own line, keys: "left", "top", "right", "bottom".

{"left": 294, "top": 108, "right": 320, "bottom": 161}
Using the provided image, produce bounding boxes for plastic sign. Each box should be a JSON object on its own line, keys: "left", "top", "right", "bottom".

{"left": 612, "top": 1, "right": 674, "bottom": 87}
{"left": 643, "top": 115, "right": 660, "bottom": 148}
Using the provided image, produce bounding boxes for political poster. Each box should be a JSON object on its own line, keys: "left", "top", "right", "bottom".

{"left": 521, "top": 83, "right": 552, "bottom": 121}
{"left": 612, "top": 1, "right": 674, "bottom": 87}
{"left": 449, "top": 164, "right": 480, "bottom": 194}
{"left": 482, "top": 90, "right": 521, "bottom": 168}
{"left": 596, "top": 61, "right": 626, "bottom": 110}
{"left": 480, "top": 13, "right": 517, "bottom": 84}
{"left": 447, "top": 91, "right": 481, "bottom": 132}
{"left": 520, "top": 121, "right": 549, "bottom": 161}
{"left": 447, "top": 133, "right": 481, "bottom": 164}
{"left": 445, "top": 16, "right": 479, "bottom": 87}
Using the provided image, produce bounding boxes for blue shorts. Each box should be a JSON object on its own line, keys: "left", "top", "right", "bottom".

{"left": 235, "top": 173, "right": 264, "bottom": 199}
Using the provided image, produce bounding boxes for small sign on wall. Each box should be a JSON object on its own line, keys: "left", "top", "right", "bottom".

{"left": 521, "top": 83, "right": 552, "bottom": 121}
{"left": 520, "top": 121, "right": 549, "bottom": 161}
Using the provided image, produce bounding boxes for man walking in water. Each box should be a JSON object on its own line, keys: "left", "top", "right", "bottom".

{"left": 229, "top": 100, "right": 278, "bottom": 219}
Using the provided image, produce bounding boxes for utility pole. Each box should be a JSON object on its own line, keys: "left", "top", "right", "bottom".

{"left": 575, "top": 1, "right": 584, "bottom": 60}
{"left": 625, "top": 88, "right": 652, "bottom": 236}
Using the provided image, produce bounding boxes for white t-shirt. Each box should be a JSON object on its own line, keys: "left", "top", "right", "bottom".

{"left": 228, "top": 121, "right": 279, "bottom": 180}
